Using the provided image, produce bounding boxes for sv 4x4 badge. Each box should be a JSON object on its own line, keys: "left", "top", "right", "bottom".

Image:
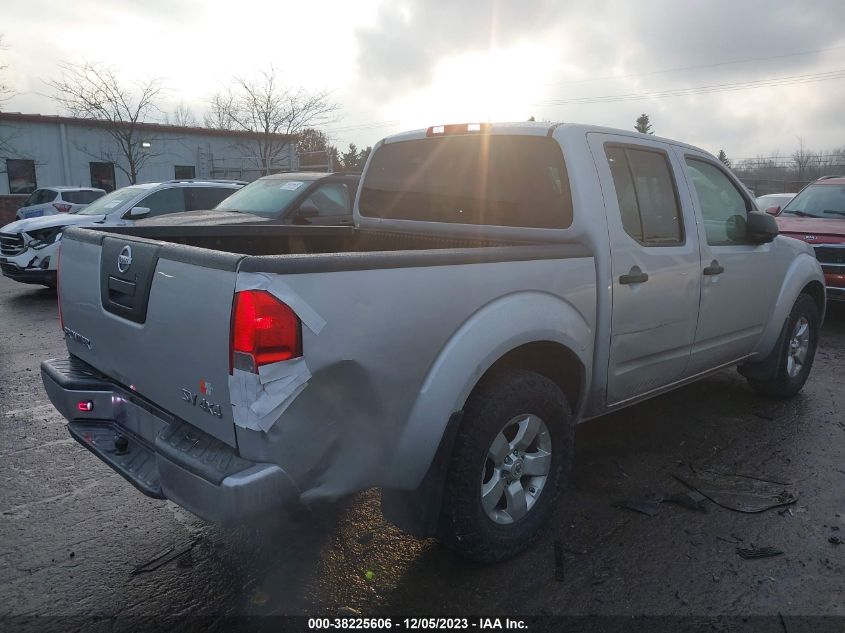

{"left": 181, "top": 380, "right": 223, "bottom": 418}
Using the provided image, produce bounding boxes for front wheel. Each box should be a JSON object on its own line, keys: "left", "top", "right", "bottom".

{"left": 747, "top": 293, "right": 820, "bottom": 399}
{"left": 438, "top": 369, "right": 573, "bottom": 563}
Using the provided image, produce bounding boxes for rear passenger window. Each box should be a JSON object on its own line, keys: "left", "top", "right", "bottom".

{"left": 605, "top": 146, "right": 683, "bottom": 246}
{"left": 187, "top": 186, "right": 236, "bottom": 211}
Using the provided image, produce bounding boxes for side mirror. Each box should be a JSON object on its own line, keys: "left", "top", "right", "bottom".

{"left": 296, "top": 200, "right": 320, "bottom": 218}
{"left": 746, "top": 211, "right": 779, "bottom": 244}
{"left": 764, "top": 205, "right": 781, "bottom": 216}
{"left": 126, "top": 206, "right": 150, "bottom": 219}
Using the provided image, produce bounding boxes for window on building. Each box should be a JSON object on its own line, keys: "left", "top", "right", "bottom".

{"left": 6, "top": 159, "right": 37, "bottom": 194}
{"left": 174, "top": 165, "right": 196, "bottom": 180}
{"left": 685, "top": 158, "right": 751, "bottom": 245}
{"left": 605, "top": 145, "right": 684, "bottom": 246}
{"left": 90, "top": 162, "right": 116, "bottom": 192}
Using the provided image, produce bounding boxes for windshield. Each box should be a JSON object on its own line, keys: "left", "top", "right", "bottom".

{"left": 74, "top": 186, "right": 145, "bottom": 215}
{"left": 214, "top": 178, "right": 310, "bottom": 217}
{"left": 782, "top": 184, "right": 845, "bottom": 218}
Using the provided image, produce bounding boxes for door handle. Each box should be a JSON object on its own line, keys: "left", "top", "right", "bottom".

{"left": 619, "top": 267, "right": 649, "bottom": 285}
{"left": 703, "top": 260, "right": 725, "bottom": 276}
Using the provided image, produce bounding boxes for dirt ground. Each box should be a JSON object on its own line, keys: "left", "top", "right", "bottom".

{"left": 1, "top": 273, "right": 843, "bottom": 627}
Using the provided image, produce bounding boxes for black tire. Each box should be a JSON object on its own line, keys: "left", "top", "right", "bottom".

{"left": 438, "top": 369, "right": 573, "bottom": 563}
{"left": 747, "top": 293, "right": 819, "bottom": 399}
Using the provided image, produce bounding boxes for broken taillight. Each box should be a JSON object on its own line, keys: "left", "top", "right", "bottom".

{"left": 230, "top": 290, "right": 301, "bottom": 373}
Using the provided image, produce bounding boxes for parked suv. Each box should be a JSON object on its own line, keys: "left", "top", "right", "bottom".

{"left": 144, "top": 172, "right": 359, "bottom": 227}
{"left": 15, "top": 187, "right": 106, "bottom": 220}
{"left": 0, "top": 179, "right": 243, "bottom": 287}
{"left": 775, "top": 176, "right": 845, "bottom": 301}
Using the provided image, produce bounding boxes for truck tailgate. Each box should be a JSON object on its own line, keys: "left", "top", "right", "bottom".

{"left": 59, "top": 230, "right": 242, "bottom": 446}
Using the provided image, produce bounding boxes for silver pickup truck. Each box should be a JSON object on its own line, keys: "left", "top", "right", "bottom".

{"left": 43, "top": 122, "right": 825, "bottom": 562}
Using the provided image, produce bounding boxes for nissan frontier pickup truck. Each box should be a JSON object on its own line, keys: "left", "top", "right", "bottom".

{"left": 42, "top": 122, "right": 825, "bottom": 562}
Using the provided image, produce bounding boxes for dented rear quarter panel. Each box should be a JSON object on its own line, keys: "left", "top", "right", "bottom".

{"left": 233, "top": 254, "right": 597, "bottom": 499}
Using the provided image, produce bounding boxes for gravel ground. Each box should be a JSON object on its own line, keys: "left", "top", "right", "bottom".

{"left": 1, "top": 273, "right": 843, "bottom": 625}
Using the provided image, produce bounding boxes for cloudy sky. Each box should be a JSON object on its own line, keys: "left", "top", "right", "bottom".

{"left": 1, "top": 0, "right": 844, "bottom": 159}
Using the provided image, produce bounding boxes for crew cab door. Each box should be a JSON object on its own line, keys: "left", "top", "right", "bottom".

{"left": 589, "top": 133, "right": 701, "bottom": 405}
{"left": 678, "top": 151, "right": 787, "bottom": 375}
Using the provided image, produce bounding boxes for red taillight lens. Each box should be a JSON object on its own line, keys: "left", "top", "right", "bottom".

{"left": 77, "top": 400, "right": 94, "bottom": 412}
{"left": 230, "top": 290, "right": 301, "bottom": 373}
{"left": 53, "top": 203, "right": 72, "bottom": 213}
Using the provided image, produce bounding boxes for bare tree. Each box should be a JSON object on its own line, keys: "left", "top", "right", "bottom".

{"left": 792, "top": 137, "right": 817, "bottom": 183}
{"left": 166, "top": 102, "right": 196, "bottom": 127}
{"left": 48, "top": 61, "right": 164, "bottom": 183}
{"left": 206, "top": 66, "right": 337, "bottom": 174}
{"left": 203, "top": 92, "right": 236, "bottom": 130}
{"left": 0, "top": 35, "right": 11, "bottom": 109}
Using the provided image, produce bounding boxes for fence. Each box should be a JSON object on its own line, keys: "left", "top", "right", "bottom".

{"left": 208, "top": 151, "right": 334, "bottom": 182}
{"left": 733, "top": 162, "right": 845, "bottom": 196}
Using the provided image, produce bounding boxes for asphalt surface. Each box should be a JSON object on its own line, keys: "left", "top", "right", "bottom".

{"left": 1, "top": 273, "right": 844, "bottom": 624}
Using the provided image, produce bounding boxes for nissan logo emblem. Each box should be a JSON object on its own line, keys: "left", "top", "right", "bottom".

{"left": 117, "top": 245, "right": 133, "bottom": 273}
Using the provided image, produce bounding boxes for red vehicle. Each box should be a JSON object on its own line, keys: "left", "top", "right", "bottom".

{"left": 772, "top": 176, "right": 845, "bottom": 301}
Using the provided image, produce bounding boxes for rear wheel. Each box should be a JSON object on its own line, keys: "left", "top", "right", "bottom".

{"left": 747, "top": 293, "right": 819, "bottom": 399}
{"left": 439, "top": 369, "right": 573, "bottom": 563}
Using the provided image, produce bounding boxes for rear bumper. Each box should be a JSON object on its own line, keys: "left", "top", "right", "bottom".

{"left": 41, "top": 356, "right": 300, "bottom": 526}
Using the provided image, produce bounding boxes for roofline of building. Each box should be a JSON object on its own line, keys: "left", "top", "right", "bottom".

{"left": 0, "top": 111, "right": 294, "bottom": 142}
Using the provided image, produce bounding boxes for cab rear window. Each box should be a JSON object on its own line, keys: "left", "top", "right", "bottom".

{"left": 359, "top": 135, "right": 573, "bottom": 228}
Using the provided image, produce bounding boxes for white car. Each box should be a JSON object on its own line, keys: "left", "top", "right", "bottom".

{"left": 15, "top": 187, "right": 107, "bottom": 220}
{"left": 755, "top": 192, "right": 796, "bottom": 215}
{"left": 0, "top": 179, "right": 243, "bottom": 287}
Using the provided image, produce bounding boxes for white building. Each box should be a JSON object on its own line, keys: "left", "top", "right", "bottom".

{"left": 0, "top": 112, "right": 298, "bottom": 194}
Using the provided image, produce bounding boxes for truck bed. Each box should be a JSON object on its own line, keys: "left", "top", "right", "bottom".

{"left": 86, "top": 223, "right": 522, "bottom": 255}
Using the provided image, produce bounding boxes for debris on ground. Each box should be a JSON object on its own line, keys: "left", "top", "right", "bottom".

{"left": 591, "top": 569, "right": 610, "bottom": 585}
{"left": 736, "top": 546, "right": 784, "bottom": 560}
{"left": 553, "top": 539, "right": 565, "bottom": 581}
{"left": 338, "top": 606, "right": 362, "bottom": 616}
{"left": 674, "top": 467, "right": 797, "bottom": 513}
{"left": 717, "top": 535, "right": 742, "bottom": 544}
{"left": 250, "top": 589, "right": 269, "bottom": 606}
{"left": 617, "top": 494, "right": 663, "bottom": 516}
{"left": 829, "top": 536, "right": 843, "bottom": 546}
{"left": 130, "top": 538, "right": 200, "bottom": 575}
{"left": 664, "top": 490, "right": 708, "bottom": 512}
